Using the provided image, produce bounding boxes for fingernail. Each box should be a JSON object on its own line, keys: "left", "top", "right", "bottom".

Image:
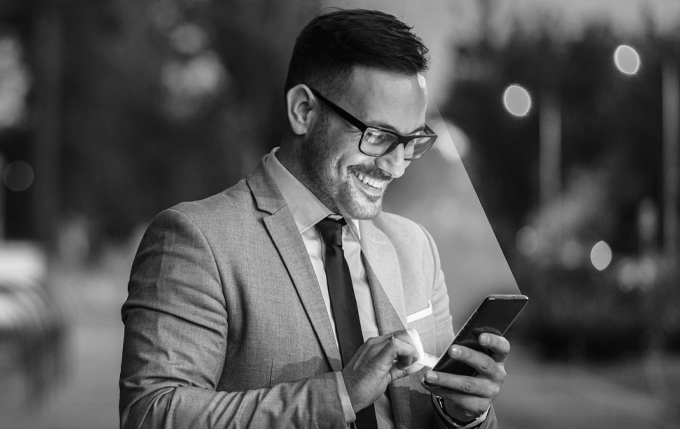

{"left": 480, "top": 334, "right": 489, "bottom": 345}
{"left": 425, "top": 371, "right": 437, "bottom": 382}
{"left": 450, "top": 346, "right": 461, "bottom": 357}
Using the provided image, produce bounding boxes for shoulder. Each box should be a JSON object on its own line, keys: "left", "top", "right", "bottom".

{"left": 158, "top": 179, "right": 254, "bottom": 223}
{"left": 144, "top": 178, "right": 261, "bottom": 243}
{"left": 368, "top": 211, "right": 439, "bottom": 262}
{"left": 371, "top": 211, "right": 433, "bottom": 245}
{"left": 175, "top": 179, "right": 251, "bottom": 215}
{"left": 158, "top": 160, "right": 280, "bottom": 229}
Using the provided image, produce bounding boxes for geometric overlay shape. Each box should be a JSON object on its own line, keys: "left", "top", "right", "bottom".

{"left": 321, "top": 0, "right": 522, "bottom": 331}
{"left": 384, "top": 106, "right": 521, "bottom": 332}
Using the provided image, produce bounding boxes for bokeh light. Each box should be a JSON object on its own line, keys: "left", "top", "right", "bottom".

{"left": 161, "top": 51, "right": 228, "bottom": 118}
{"left": 503, "top": 84, "right": 532, "bottom": 117}
{"left": 590, "top": 240, "right": 613, "bottom": 271}
{"left": 515, "top": 226, "right": 539, "bottom": 256}
{"left": 3, "top": 160, "right": 34, "bottom": 192}
{"left": 170, "top": 23, "right": 209, "bottom": 55}
{"left": 614, "top": 45, "right": 640, "bottom": 75}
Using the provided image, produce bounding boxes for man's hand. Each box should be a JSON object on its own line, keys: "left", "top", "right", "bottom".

{"left": 421, "top": 333, "right": 510, "bottom": 423}
{"left": 342, "top": 330, "right": 419, "bottom": 413}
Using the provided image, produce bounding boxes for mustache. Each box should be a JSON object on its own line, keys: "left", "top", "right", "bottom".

{"left": 349, "top": 165, "right": 392, "bottom": 182}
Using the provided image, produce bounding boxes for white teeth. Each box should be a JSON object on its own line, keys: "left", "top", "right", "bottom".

{"left": 353, "top": 171, "right": 385, "bottom": 189}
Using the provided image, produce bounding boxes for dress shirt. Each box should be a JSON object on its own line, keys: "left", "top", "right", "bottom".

{"left": 264, "top": 148, "right": 486, "bottom": 429}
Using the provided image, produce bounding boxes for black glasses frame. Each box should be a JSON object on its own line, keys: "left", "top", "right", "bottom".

{"left": 308, "top": 87, "right": 437, "bottom": 160}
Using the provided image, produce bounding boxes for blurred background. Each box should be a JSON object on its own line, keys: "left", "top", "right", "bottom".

{"left": 1, "top": 0, "right": 680, "bottom": 428}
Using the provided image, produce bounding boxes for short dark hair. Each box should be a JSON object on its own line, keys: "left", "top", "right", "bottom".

{"left": 284, "top": 9, "right": 429, "bottom": 98}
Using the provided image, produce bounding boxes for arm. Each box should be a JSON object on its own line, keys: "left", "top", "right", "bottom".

{"left": 119, "top": 208, "right": 347, "bottom": 428}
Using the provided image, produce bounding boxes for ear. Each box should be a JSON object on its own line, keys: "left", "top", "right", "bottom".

{"left": 286, "top": 84, "right": 317, "bottom": 135}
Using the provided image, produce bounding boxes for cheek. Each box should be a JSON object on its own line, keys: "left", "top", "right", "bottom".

{"left": 329, "top": 141, "right": 362, "bottom": 174}
{"left": 335, "top": 153, "right": 366, "bottom": 178}
{"left": 322, "top": 122, "right": 374, "bottom": 176}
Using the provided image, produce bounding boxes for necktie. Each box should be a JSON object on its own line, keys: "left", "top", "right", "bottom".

{"left": 316, "top": 218, "right": 378, "bottom": 429}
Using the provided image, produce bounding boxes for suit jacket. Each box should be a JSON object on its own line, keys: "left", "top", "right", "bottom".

{"left": 119, "top": 162, "right": 498, "bottom": 428}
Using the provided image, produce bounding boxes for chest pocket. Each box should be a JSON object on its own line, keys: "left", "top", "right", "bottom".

{"left": 406, "top": 300, "right": 435, "bottom": 353}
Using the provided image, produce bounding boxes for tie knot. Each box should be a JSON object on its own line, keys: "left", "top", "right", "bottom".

{"left": 316, "top": 217, "right": 346, "bottom": 246}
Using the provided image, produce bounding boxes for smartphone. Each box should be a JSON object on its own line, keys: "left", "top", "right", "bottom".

{"left": 431, "top": 294, "right": 528, "bottom": 377}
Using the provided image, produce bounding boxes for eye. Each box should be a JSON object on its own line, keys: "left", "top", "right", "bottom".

{"left": 363, "top": 129, "right": 396, "bottom": 147}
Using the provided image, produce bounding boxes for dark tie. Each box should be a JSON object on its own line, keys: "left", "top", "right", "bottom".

{"left": 316, "top": 218, "right": 378, "bottom": 429}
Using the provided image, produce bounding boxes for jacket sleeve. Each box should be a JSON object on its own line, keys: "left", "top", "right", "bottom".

{"left": 119, "top": 208, "right": 347, "bottom": 429}
{"left": 419, "top": 225, "right": 498, "bottom": 429}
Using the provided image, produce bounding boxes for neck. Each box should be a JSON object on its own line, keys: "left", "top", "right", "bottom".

{"left": 275, "top": 135, "right": 296, "bottom": 175}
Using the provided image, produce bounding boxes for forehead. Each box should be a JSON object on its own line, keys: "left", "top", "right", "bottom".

{"left": 341, "top": 65, "right": 428, "bottom": 135}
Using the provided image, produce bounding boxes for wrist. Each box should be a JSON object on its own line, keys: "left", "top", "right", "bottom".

{"left": 335, "top": 372, "right": 356, "bottom": 424}
{"left": 442, "top": 398, "right": 475, "bottom": 424}
{"left": 432, "top": 395, "right": 484, "bottom": 428}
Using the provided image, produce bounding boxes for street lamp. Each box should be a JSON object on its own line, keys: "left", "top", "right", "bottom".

{"left": 661, "top": 59, "right": 680, "bottom": 255}
{"left": 613, "top": 45, "right": 679, "bottom": 255}
{"left": 503, "top": 83, "right": 561, "bottom": 207}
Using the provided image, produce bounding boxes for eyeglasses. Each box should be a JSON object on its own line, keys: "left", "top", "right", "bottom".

{"left": 308, "top": 87, "right": 438, "bottom": 161}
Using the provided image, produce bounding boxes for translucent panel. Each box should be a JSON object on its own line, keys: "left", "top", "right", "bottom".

{"left": 325, "top": 0, "right": 522, "bottom": 331}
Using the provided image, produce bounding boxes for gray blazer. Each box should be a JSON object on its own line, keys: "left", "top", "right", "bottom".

{"left": 119, "top": 162, "right": 497, "bottom": 428}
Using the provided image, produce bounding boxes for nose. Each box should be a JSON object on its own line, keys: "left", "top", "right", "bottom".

{"left": 374, "top": 144, "right": 411, "bottom": 179}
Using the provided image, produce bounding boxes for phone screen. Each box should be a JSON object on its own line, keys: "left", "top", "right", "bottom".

{"left": 432, "top": 294, "right": 528, "bottom": 377}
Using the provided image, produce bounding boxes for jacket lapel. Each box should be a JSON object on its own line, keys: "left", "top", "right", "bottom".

{"left": 362, "top": 258, "right": 405, "bottom": 335}
{"left": 360, "top": 220, "right": 412, "bottom": 428}
{"left": 246, "top": 163, "right": 342, "bottom": 371}
{"left": 359, "top": 220, "right": 407, "bottom": 328}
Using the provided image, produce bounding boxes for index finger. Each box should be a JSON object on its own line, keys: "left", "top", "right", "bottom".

{"left": 391, "top": 329, "right": 438, "bottom": 376}
{"left": 378, "top": 337, "right": 420, "bottom": 383}
{"left": 377, "top": 336, "right": 418, "bottom": 368}
{"left": 389, "top": 329, "right": 418, "bottom": 349}
{"left": 478, "top": 333, "right": 510, "bottom": 362}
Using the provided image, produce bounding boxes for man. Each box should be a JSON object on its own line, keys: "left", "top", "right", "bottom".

{"left": 120, "top": 9, "right": 509, "bottom": 429}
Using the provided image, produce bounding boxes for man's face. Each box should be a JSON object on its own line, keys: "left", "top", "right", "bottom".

{"left": 300, "top": 66, "right": 428, "bottom": 219}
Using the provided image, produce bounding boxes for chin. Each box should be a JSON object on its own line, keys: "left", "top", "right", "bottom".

{"left": 344, "top": 205, "right": 381, "bottom": 220}
{"left": 337, "top": 188, "right": 382, "bottom": 219}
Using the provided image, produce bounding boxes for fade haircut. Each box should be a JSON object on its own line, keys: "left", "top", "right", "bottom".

{"left": 285, "top": 9, "right": 429, "bottom": 99}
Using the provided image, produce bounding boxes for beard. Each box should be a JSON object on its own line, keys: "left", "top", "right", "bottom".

{"left": 297, "top": 112, "right": 390, "bottom": 219}
{"left": 298, "top": 111, "right": 338, "bottom": 212}
{"left": 338, "top": 164, "right": 391, "bottom": 219}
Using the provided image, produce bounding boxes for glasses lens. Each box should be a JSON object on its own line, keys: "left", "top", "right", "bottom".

{"left": 360, "top": 127, "right": 437, "bottom": 159}
{"left": 360, "top": 128, "right": 398, "bottom": 155}
{"left": 405, "top": 136, "right": 435, "bottom": 160}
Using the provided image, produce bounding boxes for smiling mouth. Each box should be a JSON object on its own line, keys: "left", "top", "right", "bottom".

{"left": 352, "top": 170, "right": 389, "bottom": 190}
